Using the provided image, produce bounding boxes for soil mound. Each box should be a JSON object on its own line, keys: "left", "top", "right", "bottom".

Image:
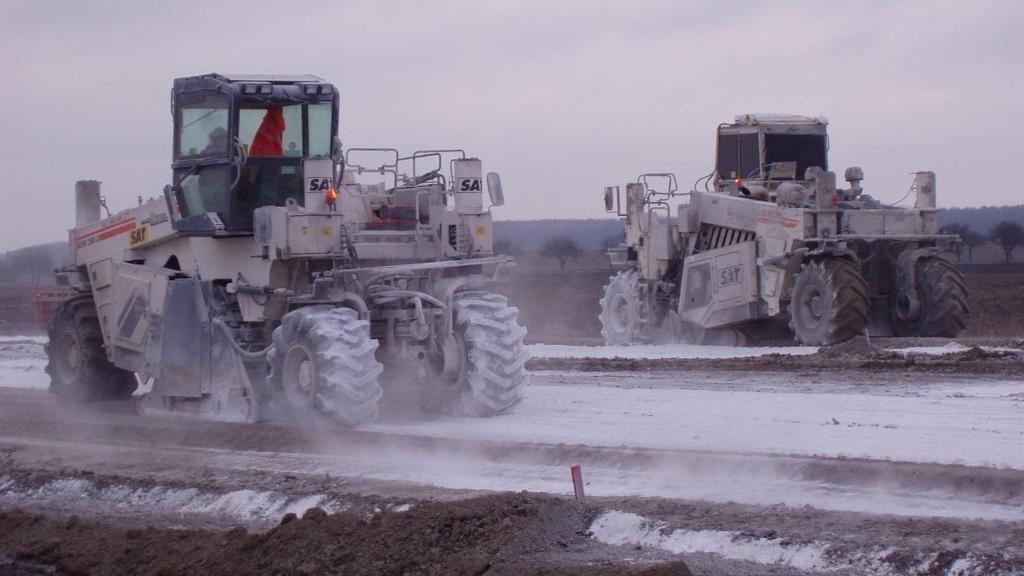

{"left": 0, "top": 493, "right": 690, "bottom": 575}
{"left": 947, "top": 345, "right": 1022, "bottom": 362}
{"left": 818, "top": 335, "right": 896, "bottom": 360}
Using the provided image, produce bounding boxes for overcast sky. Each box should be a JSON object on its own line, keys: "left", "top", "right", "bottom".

{"left": 1, "top": 0, "right": 1022, "bottom": 250}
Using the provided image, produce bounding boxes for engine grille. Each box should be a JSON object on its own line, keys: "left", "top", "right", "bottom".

{"left": 693, "top": 224, "right": 756, "bottom": 253}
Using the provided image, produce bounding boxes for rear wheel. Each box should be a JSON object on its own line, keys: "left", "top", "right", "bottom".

{"left": 268, "top": 306, "right": 384, "bottom": 426}
{"left": 599, "top": 270, "right": 641, "bottom": 345}
{"left": 45, "top": 295, "right": 137, "bottom": 401}
{"left": 788, "top": 258, "right": 870, "bottom": 345}
{"left": 426, "top": 292, "right": 528, "bottom": 417}
{"left": 891, "top": 257, "right": 968, "bottom": 337}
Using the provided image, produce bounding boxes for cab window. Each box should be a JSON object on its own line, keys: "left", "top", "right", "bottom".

{"left": 764, "top": 134, "right": 828, "bottom": 180}
{"left": 178, "top": 93, "right": 230, "bottom": 158}
{"left": 173, "top": 165, "right": 230, "bottom": 218}
{"left": 716, "top": 133, "right": 760, "bottom": 180}
{"left": 307, "top": 103, "right": 332, "bottom": 157}
{"left": 239, "top": 103, "right": 333, "bottom": 158}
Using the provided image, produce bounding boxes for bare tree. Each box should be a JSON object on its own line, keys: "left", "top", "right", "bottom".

{"left": 939, "top": 223, "right": 970, "bottom": 261}
{"left": 939, "top": 223, "right": 987, "bottom": 263}
{"left": 962, "top": 229, "right": 986, "bottom": 263}
{"left": 541, "top": 235, "right": 580, "bottom": 271}
{"left": 990, "top": 221, "right": 1024, "bottom": 263}
{"left": 599, "top": 234, "right": 624, "bottom": 253}
{"left": 12, "top": 247, "right": 53, "bottom": 288}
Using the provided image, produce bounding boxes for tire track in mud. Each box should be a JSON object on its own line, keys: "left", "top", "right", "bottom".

{"left": 2, "top": 440, "right": 1023, "bottom": 576}
{"left": 0, "top": 386, "right": 1022, "bottom": 521}
{"left": 3, "top": 385, "right": 1024, "bottom": 574}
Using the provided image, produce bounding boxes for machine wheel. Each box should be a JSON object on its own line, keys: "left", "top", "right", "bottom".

{"left": 891, "top": 257, "right": 968, "bottom": 337}
{"left": 788, "top": 258, "right": 870, "bottom": 346}
{"left": 599, "top": 270, "right": 642, "bottom": 345}
{"left": 427, "top": 292, "right": 528, "bottom": 417}
{"left": 268, "top": 306, "right": 384, "bottom": 426}
{"left": 45, "top": 295, "right": 138, "bottom": 401}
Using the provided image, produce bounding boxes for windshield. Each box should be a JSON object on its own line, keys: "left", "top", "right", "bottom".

{"left": 170, "top": 98, "right": 334, "bottom": 232}
{"left": 178, "top": 93, "right": 230, "bottom": 158}
{"left": 716, "top": 133, "right": 759, "bottom": 181}
{"left": 239, "top": 102, "right": 332, "bottom": 158}
{"left": 764, "top": 133, "right": 828, "bottom": 180}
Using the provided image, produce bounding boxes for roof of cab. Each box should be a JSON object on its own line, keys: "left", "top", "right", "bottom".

{"left": 176, "top": 73, "right": 326, "bottom": 84}
{"left": 217, "top": 73, "right": 325, "bottom": 83}
{"left": 733, "top": 113, "right": 828, "bottom": 126}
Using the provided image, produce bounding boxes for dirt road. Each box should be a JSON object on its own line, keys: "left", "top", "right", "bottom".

{"left": 1, "top": 353, "right": 1023, "bottom": 575}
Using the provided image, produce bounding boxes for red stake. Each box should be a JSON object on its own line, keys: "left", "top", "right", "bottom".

{"left": 570, "top": 463, "right": 585, "bottom": 501}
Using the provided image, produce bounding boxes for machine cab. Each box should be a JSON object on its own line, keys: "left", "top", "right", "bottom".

{"left": 714, "top": 114, "right": 829, "bottom": 192}
{"left": 167, "top": 73, "right": 339, "bottom": 235}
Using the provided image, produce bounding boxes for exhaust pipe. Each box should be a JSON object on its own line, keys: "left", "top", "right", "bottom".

{"left": 75, "top": 180, "right": 103, "bottom": 225}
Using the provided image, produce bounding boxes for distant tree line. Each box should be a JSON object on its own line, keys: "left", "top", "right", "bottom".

{"left": 940, "top": 220, "right": 1023, "bottom": 263}
{"left": 0, "top": 242, "right": 68, "bottom": 287}
{"left": 937, "top": 204, "right": 1024, "bottom": 235}
{"left": 494, "top": 219, "right": 623, "bottom": 252}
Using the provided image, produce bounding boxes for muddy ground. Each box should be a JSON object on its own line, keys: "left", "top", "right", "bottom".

{"left": 0, "top": 493, "right": 688, "bottom": 576}
{"left": 528, "top": 335, "right": 1024, "bottom": 375}
{"left": 1, "top": 265, "right": 1023, "bottom": 575}
{"left": 1, "top": 352, "right": 1024, "bottom": 575}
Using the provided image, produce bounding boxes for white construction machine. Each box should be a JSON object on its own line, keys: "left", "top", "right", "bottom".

{"left": 600, "top": 114, "right": 968, "bottom": 346}
{"left": 47, "top": 73, "right": 528, "bottom": 425}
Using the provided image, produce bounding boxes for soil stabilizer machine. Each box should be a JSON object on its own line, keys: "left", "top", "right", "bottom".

{"left": 600, "top": 114, "right": 968, "bottom": 346}
{"left": 47, "top": 73, "right": 528, "bottom": 425}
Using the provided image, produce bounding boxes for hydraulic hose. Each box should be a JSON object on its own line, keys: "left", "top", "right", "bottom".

{"left": 212, "top": 318, "right": 272, "bottom": 359}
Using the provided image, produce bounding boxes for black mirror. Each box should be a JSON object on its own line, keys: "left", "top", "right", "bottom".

{"left": 486, "top": 172, "right": 504, "bottom": 207}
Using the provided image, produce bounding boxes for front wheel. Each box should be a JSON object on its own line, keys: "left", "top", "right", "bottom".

{"left": 788, "top": 258, "right": 870, "bottom": 345}
{"left": 599, "top": 270, "right": 642, "bottom": 345}
{"left": 268, "top": 306, "right": 384, "bottom": 426}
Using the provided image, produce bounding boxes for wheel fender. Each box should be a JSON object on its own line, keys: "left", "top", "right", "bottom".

{"left": 789, "top": 246, "right": 859, "bottom": 297}
{"left": 804, "top": 244, "right": 859, "bottom": 263}
{"left": 438, "top": 334, "right": 463, "bottom": 380}
{"left": 432, "top": 275, "right": 488, "bottom": 332}
{"left": 895, "top": 247, "right": 949, "bottom": 319}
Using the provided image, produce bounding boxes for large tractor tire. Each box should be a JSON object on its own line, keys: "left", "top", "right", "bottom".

{"left": 427, "top": 291, "right": 528, "bottom": 417}
{"left": 45, "top": 295, "right": 137, "bottom": 401}
{"left": 599, "top": 270, "right": 642, "bottom": 345}
{"left": 891, "top": 257, "right": 968, "bottom": 337}
{"left": 268, "top": 306, "right": 384, "bottom": 426}
{"left": 789, "top": 258, "right": 871, "bottom": 346}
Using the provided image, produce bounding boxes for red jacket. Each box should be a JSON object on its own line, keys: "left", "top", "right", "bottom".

{"left": 250, "top": 107, "right": 286, "bottom": 156}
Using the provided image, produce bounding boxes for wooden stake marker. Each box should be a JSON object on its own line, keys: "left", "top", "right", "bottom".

{"left": 570, "top": 463, "right": 585, "bottom": 501}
